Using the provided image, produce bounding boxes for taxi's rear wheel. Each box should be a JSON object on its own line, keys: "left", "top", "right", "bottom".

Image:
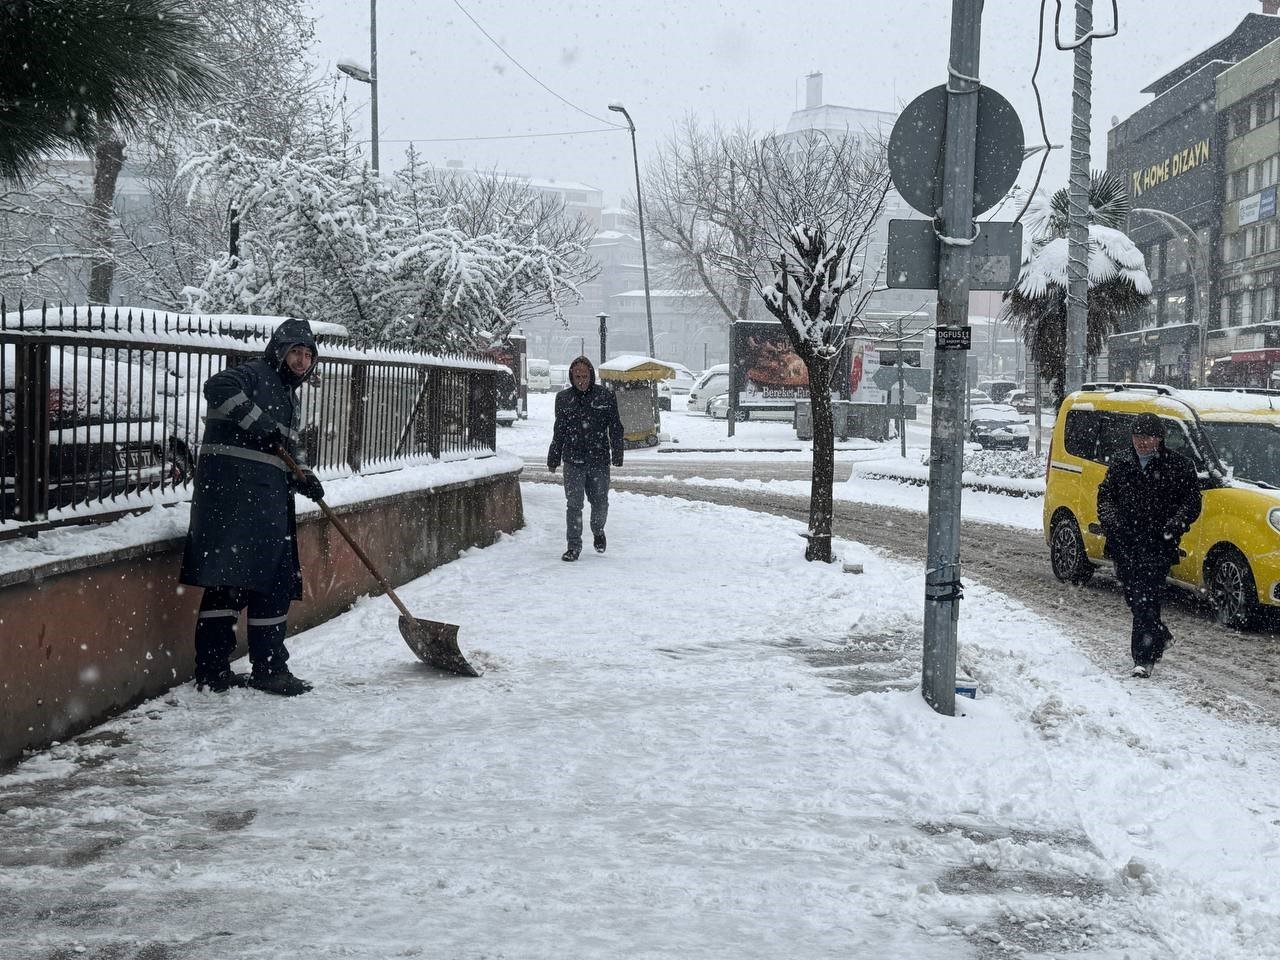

{"left": 1208, "top": 549, "right": 1260, "bottom": 630}
{"left": 1050, "top": 515, "right": 1093, "bottom": 585}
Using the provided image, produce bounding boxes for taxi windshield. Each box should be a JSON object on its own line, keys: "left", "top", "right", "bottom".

{"left": 1201, "top": 421, "right": 1280, "bottom": 489}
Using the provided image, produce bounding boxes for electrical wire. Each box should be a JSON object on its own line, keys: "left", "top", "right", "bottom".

{"left": 451, "top": 0, "right": 626, "bottom": 129}
{"left": 1013, "top": 0, "right": 1054, "bottom": 225}
{"left": 355, "top": 128, "right": 619, "bottom": 145}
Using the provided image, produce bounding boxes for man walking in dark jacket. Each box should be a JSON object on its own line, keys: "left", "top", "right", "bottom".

{"left": 1097, "top": 412, "right": 1202, "bottom": 678}
{"left": 547, "top": 356, "right": 624, "bottom": 562}
{"left": 180, "top": 318, "right": 326, "bottom": 696}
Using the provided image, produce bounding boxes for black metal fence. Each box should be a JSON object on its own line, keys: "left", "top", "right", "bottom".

{"left": 1, "top": 302, "right": 502, "bottom": 536}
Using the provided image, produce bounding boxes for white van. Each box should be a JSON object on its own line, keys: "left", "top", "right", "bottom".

{"left": 527, "top": 358, "right": 551, "bottom": 392}
{"left": 687, "top": 364, "right": 730, "bottom": 414}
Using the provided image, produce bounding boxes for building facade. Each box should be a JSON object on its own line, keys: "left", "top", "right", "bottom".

{"left": 1105, "top": 10, "right": 1280, "bottom": 386}
{"left": 1209, "top": 32, "right": 1280, "bottom": 385}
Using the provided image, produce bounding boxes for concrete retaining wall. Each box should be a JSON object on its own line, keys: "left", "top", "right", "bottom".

{"left": 0, "top": 469, "right": 523, "bottom": 765}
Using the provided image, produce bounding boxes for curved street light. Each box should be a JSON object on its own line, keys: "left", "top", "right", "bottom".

{"left": 608, "top": 102, "right": 656, "bottom": 358}
{"left": 336, "top": 1, "right": 379, "bottom": 173}
{"left": 1129, "top": 207, "right": 1211, "bottom": 385}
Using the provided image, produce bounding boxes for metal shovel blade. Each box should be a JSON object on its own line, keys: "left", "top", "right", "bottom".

{"left": 399, "top": 615, "right": 482, "bottom": 677}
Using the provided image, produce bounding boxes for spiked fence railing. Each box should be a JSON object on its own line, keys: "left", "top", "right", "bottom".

{"left": 0, "top": 301, "right": 504, "bottom": 536}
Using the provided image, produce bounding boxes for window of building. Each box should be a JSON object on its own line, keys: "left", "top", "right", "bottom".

{"left": 1231, "top": 103, "right": 1252, "bottom": 138}
{"left": 1165, "top": 242, "right": 1188, "bottom": 276}
{"left": 1164, "top": 291, "right": 1188, "bottom": 324}
{"left": 1261, "top": 287, "right": 1276, "bottom": 324}
{"left": 1256, "top": 92, "right": 1276, "bottom": 127}
{"left": 1147, "top": 241, "right": 1163, "bottom": 280}
{"left": 1264, "top": 155, "right": 1280, "bottom": 188}
{"left": 1232, "top": 169, "right": 1250, "bottom": 197}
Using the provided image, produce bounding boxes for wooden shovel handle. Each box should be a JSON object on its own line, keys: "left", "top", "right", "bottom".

{"left": 276, "top": 447, "right": 413, "bottom": 620}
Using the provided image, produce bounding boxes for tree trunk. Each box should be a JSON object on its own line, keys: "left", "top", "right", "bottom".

{"left": 87, "top": 135, "right": 125, "bottom": 305}
{"left": 806, "top": 356, "right": 835, "bottom": 563}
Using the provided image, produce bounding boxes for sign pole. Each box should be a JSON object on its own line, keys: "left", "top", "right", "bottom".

{"left": 922, "top": 0, "right": 984, "bottom": 717}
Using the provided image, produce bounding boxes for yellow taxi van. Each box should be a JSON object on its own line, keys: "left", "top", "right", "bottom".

{"left": 1045, "top": 382, "right": 1280, "bottom": 628}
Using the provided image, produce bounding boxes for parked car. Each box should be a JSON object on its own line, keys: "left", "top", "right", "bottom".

{"left": 977, "top": 379, "right": 1019, "bottom": 403}
{"left": 688, "top": 364, "right": 730, "bottom": 414}
{"left": 967, "top": 402, "right": 1030, "bottom": 450}
{"left": 527, "top": 358, "right": 551, "bottom": 393}
{"left": 2, "top": 383, "right": 192, "bottom": 517}
{"left": 1045, "top": 383, "right": 1280, "bottom": 628}
{"left": 549, "top": 364, "right": 570, "bottom": 390}
{"left": 968, "top": 389, "right": 992, "bottom": 404}
{"left": 656, "top": 362, "right": 697, "bottom": 410}
{"left": 706, "top": 393, "right": 794, "bottom": 422}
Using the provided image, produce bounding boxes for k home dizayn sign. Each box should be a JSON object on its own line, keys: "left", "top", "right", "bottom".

{"left": 1130, "top": 139, "right": 1211, "bottom": 199}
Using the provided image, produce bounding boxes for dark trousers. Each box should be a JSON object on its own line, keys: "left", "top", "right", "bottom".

{"left": 1113, "top": 551, "right": 1171, "bottom": 667}
{"left": 195, "top": 585, "right": 292, "bottom": 678}
{"left": 563, "top": 460, "right": 610, "bottom": 550}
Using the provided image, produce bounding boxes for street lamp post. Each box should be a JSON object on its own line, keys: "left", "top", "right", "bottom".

{"left": 597, "top": 312, "right": 609, "bottom": 364}
{"left": 608, "top": 102, "right": 656, "bottom": 358}
{"left": 336, "top": 0, "right": 379, "bottom": 173}
{"left": 1130, "top": 207, "right": 1211, "bottom": 385}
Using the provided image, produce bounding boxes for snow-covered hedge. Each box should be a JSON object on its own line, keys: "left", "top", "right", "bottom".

{"left": 938, "top": 448, "right": 1046, "bottom": 480}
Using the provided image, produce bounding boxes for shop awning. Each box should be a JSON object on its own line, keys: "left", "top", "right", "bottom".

{"left": 1229, "top": 348, "right": 1280, "bottom": 363}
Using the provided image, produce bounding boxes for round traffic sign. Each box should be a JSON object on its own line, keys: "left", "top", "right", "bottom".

{"left": 888, "top": 84, "right": 1024, "bottom": 217}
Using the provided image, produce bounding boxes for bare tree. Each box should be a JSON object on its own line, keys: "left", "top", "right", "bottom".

{"left": 748, "top": 133, "right": 890, "bottom": 561}
{"left": 650, "top": 122, "right": 890, "bottom": 561}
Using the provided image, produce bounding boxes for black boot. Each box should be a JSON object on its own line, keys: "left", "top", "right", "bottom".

{"left": 594, "top": 532, "right": 606, "bottom": 553}
{"left": 195, "top": 668, "right": 249, "bottom": 693}
{"left": 561, "top": 547, "right": 580, "bottom": 562}
{"left": 248, "top": 668, "right": 313, "bottom": 697}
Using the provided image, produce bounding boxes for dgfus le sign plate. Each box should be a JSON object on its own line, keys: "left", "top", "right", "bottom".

{"left": 935, "top": 327, "right": 972, "bottom": 351}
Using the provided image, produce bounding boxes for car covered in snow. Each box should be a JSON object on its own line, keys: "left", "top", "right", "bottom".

{"left": 967, "top": 403, "right": 1030, "bottom": 450}
{"left": 687, "top": 364, "right": 730, "bottom": 414}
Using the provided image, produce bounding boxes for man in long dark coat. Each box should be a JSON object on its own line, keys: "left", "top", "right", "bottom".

{"left": 180, "top": 318, "right": 325, "bottom": 696}
{"left": 1097, "top": 412, "right": 1202, "bottom": 678}
{"left": 546, "top": 356, "right": 624, "bottom": 562}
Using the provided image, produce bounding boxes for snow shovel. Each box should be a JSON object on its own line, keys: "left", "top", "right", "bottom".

{"left": 278, "top": 449, "right": 482, "bottom": 677}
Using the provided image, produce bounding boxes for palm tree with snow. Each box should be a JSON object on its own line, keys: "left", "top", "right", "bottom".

{"left": 1001, "top": 171, "right": 1151, "bottom": 402}
{"left": 0, "top": 0, "right": 220, "bottom": 181}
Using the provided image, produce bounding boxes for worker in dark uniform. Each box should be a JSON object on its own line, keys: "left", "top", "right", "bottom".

{"left": 180, "top": 318, "right": 325, "bottom": 696}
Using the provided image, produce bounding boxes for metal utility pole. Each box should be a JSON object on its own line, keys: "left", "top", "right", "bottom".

{"left": 369, "top": 0, "right": 379, "bottom": 173}
{"left": 922, "top": 0, "right": 984, "bottom": 717}
{"left": 1064, "top": 0, "right": 1093, "bottom": 393}
{"left": 897, "top": 317, "right": 907, "bottom": 459}
{"left": 598, "top": 312, "right": 609, "bottom": 363}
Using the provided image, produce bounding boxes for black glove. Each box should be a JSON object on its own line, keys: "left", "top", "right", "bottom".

{"left": 547, "top": 456, "right": 560, "bottom": 473}
{"left": 612, "top": 453, "right": 624, "bottom": 468}
{"left": 295, "top": 470, "right": 325, "bottom": 501}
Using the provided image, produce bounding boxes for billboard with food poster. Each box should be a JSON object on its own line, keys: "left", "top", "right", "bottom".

{"left": 731, "top": 323, "right": 887, "bottom": 407}
{"left": 732, "top": 322, "right": 809, "bottom": 406}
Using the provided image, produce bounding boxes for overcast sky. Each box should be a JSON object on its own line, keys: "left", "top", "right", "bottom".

{"left": 304, "top": 0, "right": 1263, "bottom": 207}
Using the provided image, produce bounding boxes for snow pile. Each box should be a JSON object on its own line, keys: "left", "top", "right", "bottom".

{"left": 2, "top": 485, "right": 1279, "bottom": 958}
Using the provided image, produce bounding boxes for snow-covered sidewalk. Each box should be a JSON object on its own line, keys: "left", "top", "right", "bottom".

{"left": 3, "top": 484, "right": 1280, "bottom": 959}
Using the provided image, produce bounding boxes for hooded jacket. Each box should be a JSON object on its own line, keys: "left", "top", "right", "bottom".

{"left": 547, "top": 356, "right": 624, "bottom": 469}
{"left": 1097, "top": 444, "right": 1202, "bottom": 567}
{"left": 180, "top": 319, "right": 319, "bottom": 596}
